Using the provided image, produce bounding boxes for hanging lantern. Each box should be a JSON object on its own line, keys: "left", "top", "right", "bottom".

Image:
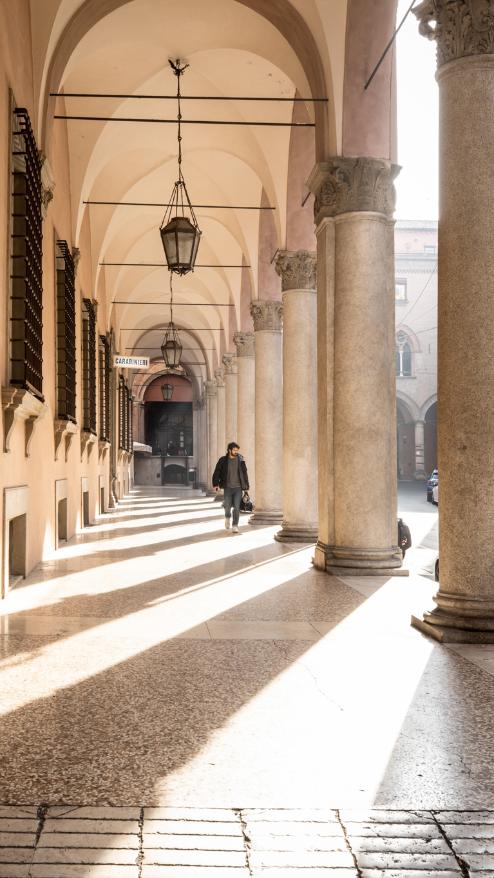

{"left": 159, "top": 59, "right": 201, "bottom": 275}
{"left": 161, "top": 322, "right": 182, "bottom": 369}
{"left": 161, "top": 382, "right": 174, "bottom": 401}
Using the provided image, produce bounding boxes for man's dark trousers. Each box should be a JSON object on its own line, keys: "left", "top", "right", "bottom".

{"left": 224, "top": 487, "right": 242, "bottom": 526}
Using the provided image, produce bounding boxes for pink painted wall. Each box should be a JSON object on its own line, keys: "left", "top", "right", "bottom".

{"left": 144, "top": 374, "right": 193, "bottom": 403}
{"left": 257, "top": 189, "right": 281, "bottom": 301}
{"left": 286, "top": 94, "right": 316, "bottom": 252}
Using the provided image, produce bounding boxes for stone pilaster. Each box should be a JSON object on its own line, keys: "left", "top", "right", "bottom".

{"left": 215, "top": 368, "right": 226, "bottom": 457}
{"left": 308, "top": 157, "right": 403, "bottom": 575}
{"left": 274, "top": 251, "right": 318, "bottom": 543}
{"left": 412, "top": 0, "right": 494, "bottom": 640}
{"left": 222, "top": 353, "right": 238, "bottom": 444}
{"left": 249, "top": 300, "right": 283, "bottom": 524}
{"left": 233, "top": 332, "right": 255, "bottom": 500}
{"left": 197, "top": 395, "right": 208, "bottom": 491}
{"left": 204, "top": 380, "right": 217, "bottom": 494}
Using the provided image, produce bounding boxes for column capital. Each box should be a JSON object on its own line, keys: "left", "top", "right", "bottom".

{"left": 233, "top": 331, "right": 255, "bottom": 358}
{"left": 274, "top": 250, "right": 316, "bottom": 292}
{"left": 204, "top": 380, "right": 217, "bottom": 398}
{"left": 250, "top": 299, "right": 283, "bottom": 332}
{"left": 222, "top": 353, "right": 237, "bottom": 374}
{"left": 414, "top": 0, "right": 494, "bottom": 67}
{"left": 214, "top": 368, "right": 225, "bottom": 387}
{"left": 307, "top": 157, "right": 400, "bottom": 226}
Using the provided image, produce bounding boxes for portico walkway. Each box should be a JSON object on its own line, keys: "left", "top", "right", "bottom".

{"left": 1, "top": 486, "right": 494, "bottom": 872}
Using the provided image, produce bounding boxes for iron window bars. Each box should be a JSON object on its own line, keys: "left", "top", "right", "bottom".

{"left": 82, "top": 298, "right": 97, "bottom": 433}
{"left": 99, "top": 335, "right": 111, "bottom": 442}
{"left": 118, "top": 376, "right": 132, "bottom": 452}
{"left": 10, "top": 107, "right": 43, "bottom": 399}
{"left": 56, "top": 241, "right": 76, "bottom": 421}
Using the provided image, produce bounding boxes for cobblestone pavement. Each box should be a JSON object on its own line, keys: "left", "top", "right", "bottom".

{"left": 1, "top": 806, "right": 494, "bottom": 876}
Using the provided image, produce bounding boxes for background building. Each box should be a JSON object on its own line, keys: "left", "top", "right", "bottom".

{"left": 395, "top": 220, "right": 438, "bottom": 480}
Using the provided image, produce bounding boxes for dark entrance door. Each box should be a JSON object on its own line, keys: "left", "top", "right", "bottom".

{"left": 145, "top": 402, "right": 193, "bottom": 456}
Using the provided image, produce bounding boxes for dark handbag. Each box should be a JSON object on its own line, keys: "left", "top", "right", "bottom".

{"left": 240, "top": 491, "right": 254, "bottom": 513}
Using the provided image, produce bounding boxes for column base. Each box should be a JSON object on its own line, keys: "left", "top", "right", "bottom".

{"left": 205, "top": 489, "right": 217, "bottom": 497}
{"left": 275, "top": 524, "right": 318, "bottom": 544}
{"left": 313, "top": 540, "right": 407, "bottom": 576}
{"left": 249, "top": 509, "right": 283, "bottom": 526}
{"left": 412, "top": 593, "right": 494, "bottom": 642}
{"left": 213, "top": 491, "right": 224, "bottom": 502}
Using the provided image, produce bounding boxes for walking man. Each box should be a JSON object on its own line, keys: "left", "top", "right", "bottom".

{"left": 212, "top": 442, "right": 250, "bottom": 533}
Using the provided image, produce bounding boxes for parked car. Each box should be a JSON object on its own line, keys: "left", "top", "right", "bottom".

{"left": 427, "top": 468, "right": 438, "bottom": 502}
{"left": 432, "top": 482, "right": 439, "bottom": 506}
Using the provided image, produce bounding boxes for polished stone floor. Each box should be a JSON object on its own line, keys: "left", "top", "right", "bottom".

{"left": 1, "top": 485, "right": 494, "bottom": 820}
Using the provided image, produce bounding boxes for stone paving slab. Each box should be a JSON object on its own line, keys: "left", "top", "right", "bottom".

{"left": 244, "top": 820, "right": 345, "bottom": 837}
{"left": 144, "top": 807, "right": 240, "bottom": 820}
{"left": 435, "top": 810, "right": 494, "bottom": 823}
{"left": 38, "top": 831, "right": 140, "bottom": 848}
{"left": 355, "top": 852, "right": 459, "bottom": 870}
{"left": 359, "top": 872, "right": 461, "bottom": 878}
{"left": 32, "top": 846, "right": 139, "bottom": 864}
{"left": 144, "top": 819, "right": 243, "bottom": 835}
{"left": 142, "top": 868, "right": 250, "bottom": 877}
{"left": 47, "top": 806, "right": 140, "bottom": 819}
{"left": 348, "top": 835, "right": 449, "bottom": 854}
{"left": 30, "top": 866, "right": 139, "bottom": 877}
{"left": 43, "top": 817, "right": 140, "bottom": 834}
{"left": 143, "top": 832, "right": 246, "bottom": 850}
{"left": 0, "top": 834, "right": 36, "bottom": 848}
{"left": 248, "top": 835, "right": 348, "bottom": 852}
{"left": 343, "top": 821, "right": 441, "bottom": 838}
{"left": 0, "top": 865, "right": 31, "bottom": 878}
{"left": 340, "top": 810, "right": 434, "bottom": 824}
{"left": 249, "top": 850, "right": 355, "bottom": 868}
{"left": 143, "top": 847, "right": 247, "bottom": 866}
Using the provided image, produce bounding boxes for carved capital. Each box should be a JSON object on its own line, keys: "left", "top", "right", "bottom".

{"left": 40, "top": 153, "right": 55, "bottom": 219}
{"left": 214, "top": 368, "right": 225, "bottom": 387}
{"left": 275, "top": 250, "right": 317, "bottom": 292}
{"left": 233, "top": 331, "right": 255, "bottom": 358}
{"left": 414, "top": 0, "right": 494, "bottom": 66}
{"left": 222, "top": 353, "right": 237, "bottom": 374}
{"left": 250, "top": 300, "right": 283, "bottom": 332}
{"left": 204, "top": 380, "right": 217, "bottom": 398}
{"left": 72, "top": 247, "right": 81, "bottom": 277}
{"left": 308, "top": 157, "right": 399, "bottom": 225}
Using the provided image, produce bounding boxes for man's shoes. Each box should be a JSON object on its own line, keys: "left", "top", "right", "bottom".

{"left": 224, "top": 518, "right": 231, "bottom": 530}
{"left": 232, "top": 525, "right": 239, "bottom": 534}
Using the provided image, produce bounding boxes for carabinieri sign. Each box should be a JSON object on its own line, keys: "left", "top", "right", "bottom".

{"left": 113, "top": 355, "right": 150, "bottom": 369}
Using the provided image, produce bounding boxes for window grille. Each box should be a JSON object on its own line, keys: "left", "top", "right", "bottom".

{"left": 118, "top": 376, "right": 133, "bottom": 452}
{"left": 99, "top": 335, "right": 110, "bottom": 442}
{"left": 56, "top": 241, "right": 76, "bottom": 420}
{"left": 82, "top": 298, "right": 97, "bottom": 433}
{"left": 10, "top": 107, "right": 43, "bottom": 399}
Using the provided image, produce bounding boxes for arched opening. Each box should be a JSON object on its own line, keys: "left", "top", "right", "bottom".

{"left": 424, "top": 400, "right": 437, "bottom": 476}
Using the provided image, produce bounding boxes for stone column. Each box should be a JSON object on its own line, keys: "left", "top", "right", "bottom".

{"left": 199, "top": 395, "right": 208, "bottom": 492}
{"left": 274, "top": 251, "right": 318, "bottom": 542}
{"left": 414, "top": 419, "right": 426, "bottom": 480}
{"left": 222, "top": 353, "right": 238, "bottom": 444}
{"left": 411, "top": 0, "right": 494, "bottom": 640}
{"left": 204, "top": 380, "right": 217, "bottom": 494}
{"left": 195, "top": 397, "right": 206, "bottom": 490}
{"left": 233, "top": 331, "right": 255, "bottom": 499}
{"left": 214, "top": 369, "right": 226, "bottom": 501}
{"left": 249, "top": 300, "right": 283, "bottom": 524}
{"left": 308, "top": 157, "right": 402, "bottom": 575}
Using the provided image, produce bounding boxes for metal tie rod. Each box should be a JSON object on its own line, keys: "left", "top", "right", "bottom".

{"left": 54, "top": 115, "right": 315, "bottom": 127}
{"left": 85, "top": 200, "right": 274, "bottom": 209}
{"left": 120, "top": 327, "right": 223, "bottom": 331}
{"left": 112, "top": 300, "right": 235, "bottom": 306}
{"left": 100, "top": 262, "right": 248, "bottom": 268}
{"left": 51, "top": 92, "right": 328, "bottom": 102}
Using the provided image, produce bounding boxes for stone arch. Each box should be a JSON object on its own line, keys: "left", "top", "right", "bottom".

{"left": 40, "top": 0, "right": 333, "bottom": 158}
{"left": 343, "top": 0, "right": 399, "bottom": 160}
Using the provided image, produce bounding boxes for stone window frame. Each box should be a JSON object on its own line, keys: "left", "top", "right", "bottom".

{"left": 395, "top": 278, "right": 408, "bottom": 303}
{"left": 396, "top": 330, "right": 413, "bottom": 378}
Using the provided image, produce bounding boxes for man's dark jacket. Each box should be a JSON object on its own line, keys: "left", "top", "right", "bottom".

{"left": 212, "top": 454, "right": 249, "bottom": 490}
